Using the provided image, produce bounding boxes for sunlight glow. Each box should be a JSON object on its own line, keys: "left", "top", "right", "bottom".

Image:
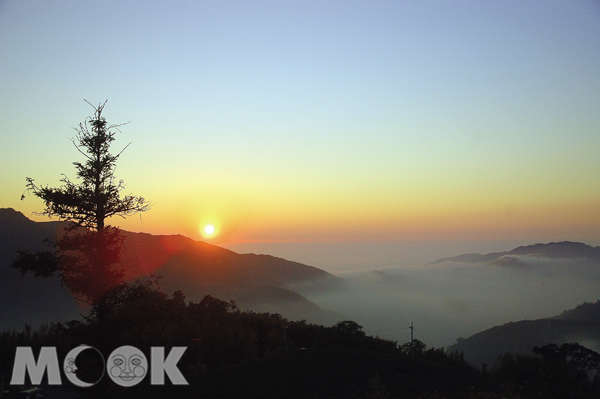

{"left": 200, "top": 219, "right": 220, "bottom": 240}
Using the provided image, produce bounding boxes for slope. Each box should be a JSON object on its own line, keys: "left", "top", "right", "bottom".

{"left": 0, "top": 208, "right": 341, "bottom": 329}
{"left": 434, "top": 241, "right": 600, "bottom": 264}
{"left": 447, "top": 301, "right": 600, "bottom": 368}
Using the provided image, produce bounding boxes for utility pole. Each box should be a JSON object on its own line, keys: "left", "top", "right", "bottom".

{"left": 283, "top": 325, "right": 288, "bottom": 352}
{"left": 409, "top": 322, "right": 414, "bottom": 359}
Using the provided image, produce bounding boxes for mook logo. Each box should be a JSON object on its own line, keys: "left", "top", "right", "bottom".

{"left": 10, "top": 345, "right": 188, "bottom": 387}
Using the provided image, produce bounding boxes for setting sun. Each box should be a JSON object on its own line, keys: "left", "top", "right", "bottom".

{"left": 200, "top": 220, "right": 220, "bottom": 239}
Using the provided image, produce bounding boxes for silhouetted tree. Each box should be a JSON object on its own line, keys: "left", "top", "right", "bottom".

{"left": 11, "top": 100, "right": 150, "bottom": 305}
{"left": 533, "top": 343, "right": 600, "bottom": 374}
{"left": 335, "top": 320, "right": 365, "bottom": 336}
{"left": 400, "top": 339, "right": 426, "bottom": 357}
{"left": 494, "top": 343, "right": 600, "bottom": 399}
{"left": 533, "top": 342, "right": 600, "bottom": 394}
{"left": 196, "top": 295, "right": 237, "bottom": 315}
{"left": 493, "top": 352, "right": 542, "bottom": 387}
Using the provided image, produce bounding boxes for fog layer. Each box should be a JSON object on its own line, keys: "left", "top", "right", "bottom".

{"left": 293, "top": 256, "right": 600, "bottom": 348}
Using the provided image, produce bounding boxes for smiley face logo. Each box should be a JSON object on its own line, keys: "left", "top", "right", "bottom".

{"left": 63, "top": 345, "right": 105, "bottom": 388}
{"left": 64, "top": 357, "right": 77, "bottom": 374}
{"left": 107, "top": 346, "right": 148, "bottom": 387}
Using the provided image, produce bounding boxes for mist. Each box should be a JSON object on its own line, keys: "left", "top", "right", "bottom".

{"left": 225, "top": 239, "right": 551, "bottom": 272}
{"left": 291, "top": 255, "right": 600, "bottom": 348}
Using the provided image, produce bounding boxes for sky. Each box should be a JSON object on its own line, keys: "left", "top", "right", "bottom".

{"left": 1, "top": 1, "right": 599, "bottom": 271}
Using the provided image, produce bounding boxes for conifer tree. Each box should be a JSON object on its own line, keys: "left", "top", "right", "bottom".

{"left": 12, "top": 100, "right": 150, "bottom": 304}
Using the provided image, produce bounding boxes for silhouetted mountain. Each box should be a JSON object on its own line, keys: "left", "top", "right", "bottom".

{"left": 553, "top": 300, "right": 600, "bottom": 322}
{"left": 118, "top": 231, "right": 342, "bottom": 323}
{"left": 234, "top": 285, "right": 342, "bottom": 325}
{"left": 433, "top": 241, "right": 600, "bottom": 264}
{"left": 119, "top": 231, "right": 336, "bottom": 291}
{"left": 0, "top": 209, "right": 80, "bottom": 329}
{"left": 447, "top": 301, "right": 600, "bottom": 368}
{"left": 0, "top": 208, "right": 341, "bottom": 330}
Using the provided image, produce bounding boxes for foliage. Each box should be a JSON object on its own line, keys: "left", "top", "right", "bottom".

{"left": 361, "top": 373, "right": 392, "bottom": 399}
{"left": 23, "top": 101, "right": 149, "bottom": 230}
{"left": 3, "top": 298, "right": 597, "bottom": 399}
{"left": 285, "top": 320, "right": 398, "bottom": 353}
{"left": 533, "top": 342, "right": 600, "bottom": 374}
{"left": 0, "top": 290, "right": 402, "bottom": 380}
{"left": 493, "top": 352, "right": 543, "bottom": 386}
{"left": 493, "top": 343, "right": 600, "bottom": 399}
{"left": 0, "top": 289, "right": 497, "bottom": 398}
{"left": 11, "top": 101, "right": 150, "bottom": 304}
{"left": 400, "top": 338, "right": 427, "bottom": 357}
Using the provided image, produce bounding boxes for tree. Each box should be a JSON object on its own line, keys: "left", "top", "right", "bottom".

{"left": 493, "top": 344, "right": 600, "bottom": 399}
{"left": 533, "top": 343, "right": 600, "bottom": 391}
{"left": 12, "top": 100, "right": 150, "bottom": 304}
{"left": 400, "top": 339, "right": 426, "bottom": 357}
{"left": 335, "top": 320, "right": 365, "bottom": 336}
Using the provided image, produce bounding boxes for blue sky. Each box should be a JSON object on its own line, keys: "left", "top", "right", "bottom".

{"left": 1, "top": 1, "right": 599, "bottom": 269}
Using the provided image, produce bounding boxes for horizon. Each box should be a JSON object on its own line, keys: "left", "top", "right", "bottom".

{"left": 3, "top": 205, "right": 600, "bottom": 349}
{"left": 4, "top": 206, "right": 600, "bottom": 275}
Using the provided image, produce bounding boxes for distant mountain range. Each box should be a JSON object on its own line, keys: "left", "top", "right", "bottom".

{"left": 433, "top": 241, "right": 600, "bottom": 264}
{"left": 438, "top": 242, "right": 600, "bottom": 367}
{"left": 447, "top": 301, "right": 600, "bottom": 368}
{"left": 0, "top": 208, "right": 341, "bottom": 330}
{"left": 3, "top": 206, "right": 599, "bottom": 361}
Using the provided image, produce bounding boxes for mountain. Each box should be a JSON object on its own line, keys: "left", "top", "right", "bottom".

{"left": 0, "top": 208, "right": 342, "bottom": 330}
{"left": 447, "top": 301, "right": 600, "bottom": 368}
{"left": 0, "top": 209, "right": 81, "bottom": 329}
{"left": 433, "top": 241, "right": 600, "bottom": 264}
{"left": 118, "top": 230, "right": 343, "bottom": 324}
{"left": 118, "top": 230, "right": 336, "bottom": 292}
{"left": 234, "top": 285, "right": 342, "bottom": 325}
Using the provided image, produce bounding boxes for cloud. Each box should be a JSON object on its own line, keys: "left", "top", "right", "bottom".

{"left": 293, "top": 257, "right": 600, "bottom": 348}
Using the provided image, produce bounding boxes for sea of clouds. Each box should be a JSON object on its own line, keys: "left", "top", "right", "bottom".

{"left": 294, "top": 255, "right": 600, "bottom": 348}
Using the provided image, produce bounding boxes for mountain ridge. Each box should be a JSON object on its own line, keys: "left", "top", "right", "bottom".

{"left": 0, "top": 208, "right": 342, "bottom": 329}
{"left": 447, "top": 300, "right": 600, "bottom": 368}
{"left": 433, "top": 241, "right": 600, "bottom": 264}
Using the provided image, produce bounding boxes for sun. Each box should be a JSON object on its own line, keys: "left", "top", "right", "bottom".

{"left": 199, "top": 217, "right": 220, "bottom": 239}
{"left": 200, "top": 222, "right": 219, "bottom": 239}
{"left": 204, "top": 224, "right": 215, "bottom": 235}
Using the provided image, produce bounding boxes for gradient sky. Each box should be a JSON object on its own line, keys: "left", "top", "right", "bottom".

{"left": 1, "top": 1, "right": 599, "bottom": 268}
